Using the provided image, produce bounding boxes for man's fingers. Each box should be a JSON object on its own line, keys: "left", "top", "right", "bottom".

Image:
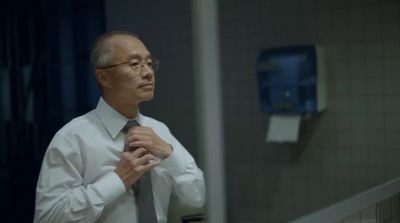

{"left": 136, "top": 159, "right": 160, "bottom": 173}
{"left": 127, "top": 127, "right": 155, "bottom": 140}
{"left": 134, "top": 153, "right": 156, "bottom": 166}
{"left": 127, "top": 134, "right": 151, "bottom": 143}
{"left": 129, "top": 140, "right": 153, "bottom": 149}
{"left": 121, "top": 152, "right": 132, "bottom": 160}
{"left": 130, "top": 147, "right": 147, "bottom": 157}
{"left": 127, "top": 126, "right": 149, "bottom": 137}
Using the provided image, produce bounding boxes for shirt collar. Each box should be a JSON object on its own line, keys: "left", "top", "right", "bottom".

{"left": 95, "top": 97, "right": 143, "bottom": 139}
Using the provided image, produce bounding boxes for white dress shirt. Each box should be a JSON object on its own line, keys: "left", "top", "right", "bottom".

{"left": 34, "top": 97, "right": 205, "bottom": 223}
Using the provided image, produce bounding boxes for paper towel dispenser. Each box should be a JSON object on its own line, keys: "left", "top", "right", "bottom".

{"left": 256, "top": 45, "right": 327, "bottom": 114}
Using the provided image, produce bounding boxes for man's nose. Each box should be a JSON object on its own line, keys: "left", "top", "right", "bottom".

{"left": 140, "top": 64, "right": 154, "bottom": 78}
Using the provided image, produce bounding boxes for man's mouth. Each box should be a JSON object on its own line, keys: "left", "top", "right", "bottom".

{"left": 138, "top": 83, "right": 154, "bottom": 88}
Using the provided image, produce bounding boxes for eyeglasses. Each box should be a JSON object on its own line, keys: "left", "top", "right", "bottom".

{"left": 97, "top": 58, "right": 159, "bottom": 73}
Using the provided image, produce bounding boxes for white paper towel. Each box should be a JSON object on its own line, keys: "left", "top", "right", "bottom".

{"left": 266, "top": 114, "right": 301, "bottom": 143}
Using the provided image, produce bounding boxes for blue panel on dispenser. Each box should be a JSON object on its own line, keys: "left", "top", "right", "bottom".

{"left": 256, "top": 45, "right": 318, "bottom": 114}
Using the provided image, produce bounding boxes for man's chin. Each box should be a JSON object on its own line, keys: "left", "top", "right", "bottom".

{"left": 138, "top": 94, "right": 154, "bottom": 103}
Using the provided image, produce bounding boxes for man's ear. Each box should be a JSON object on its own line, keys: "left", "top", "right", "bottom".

{"left": 95, "top": 69, "right": 111, "bottom": 88}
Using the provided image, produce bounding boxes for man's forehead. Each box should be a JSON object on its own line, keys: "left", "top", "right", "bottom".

{"left": 126, "top": 53, "right": 152, "bottom": 60}
{"left": 108, "top": 35, "right": 150, "bottom": 57}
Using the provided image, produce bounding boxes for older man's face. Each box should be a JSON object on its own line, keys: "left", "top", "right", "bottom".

{"left": 105, "top": 35, "right": 155, "bottom": 106}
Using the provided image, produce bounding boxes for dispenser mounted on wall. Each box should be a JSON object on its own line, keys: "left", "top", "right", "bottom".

{"left": 256, "top": 45, "right": 327, "bottom": 114}
{"left": 256, "top": 45, "right": 328, "bottom": 143}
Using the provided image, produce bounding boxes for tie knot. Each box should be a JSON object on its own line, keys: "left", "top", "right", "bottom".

{"left": 122, "top": 120, "right": 140, "bottom": 133}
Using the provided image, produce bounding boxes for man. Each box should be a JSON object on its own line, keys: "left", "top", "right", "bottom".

{"left": 34, "top": 31, "right": 205, "bottom": 223}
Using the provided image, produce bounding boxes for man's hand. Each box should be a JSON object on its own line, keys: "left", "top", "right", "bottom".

{"left": 126, "top": 126, "right": 173, "bottom": 159}
{"left": 115, "top": 148, "right": 160, "bottom": 188}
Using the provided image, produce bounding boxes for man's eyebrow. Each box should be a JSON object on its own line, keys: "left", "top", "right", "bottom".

{"left": 126, "top": 54, "right": 152, "bottom": 60}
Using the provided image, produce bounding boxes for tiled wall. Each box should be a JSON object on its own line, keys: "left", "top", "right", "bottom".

{"left": 338, "top": 193, "right": 400, "bottom": 223}
{"left": 219, "top": 0, "right": 400, "bottom": 222}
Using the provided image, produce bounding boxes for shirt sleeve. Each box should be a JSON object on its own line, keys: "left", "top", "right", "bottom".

{"left": 34, "top": 132, "right": 126, "bottom": 223}
{"left": 160, "top": 128, "right": 206, "bottom": 208}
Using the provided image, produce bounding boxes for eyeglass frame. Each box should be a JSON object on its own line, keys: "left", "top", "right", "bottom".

{"left": 96, "top": 58, "right": 159, "bottom": 72}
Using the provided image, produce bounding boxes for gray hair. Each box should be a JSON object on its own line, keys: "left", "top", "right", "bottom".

{"left": 90, "top": 31, "right": 140, "bottom": 69}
